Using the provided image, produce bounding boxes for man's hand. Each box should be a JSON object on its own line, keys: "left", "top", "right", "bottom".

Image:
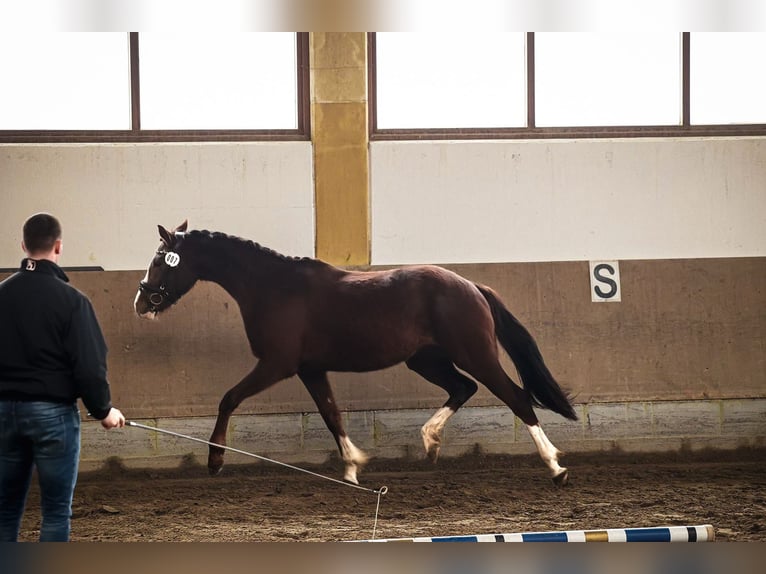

{"left": 101, "top": 407, "right": 126, "bottom": 429}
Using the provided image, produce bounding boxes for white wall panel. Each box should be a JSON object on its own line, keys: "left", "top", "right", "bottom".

{"left": 0, "top": 142, "right": 314, "bottom": 270}
{"left": 3, "top": 138, "right": 764, "bottom": 270}
{"left": 371, "top": 138, "right": 766, "bottom": 264}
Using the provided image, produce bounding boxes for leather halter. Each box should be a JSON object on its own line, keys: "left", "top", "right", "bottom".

{"left": 138, "top": 250, "right": 178, "bottom": 312}
{"left": 138, "top": 232, "right": 187, "bottom": 312}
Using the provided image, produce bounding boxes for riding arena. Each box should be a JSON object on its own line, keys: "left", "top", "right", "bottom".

{"left": 1, "top": 32, "right": 764, "bottom": 551}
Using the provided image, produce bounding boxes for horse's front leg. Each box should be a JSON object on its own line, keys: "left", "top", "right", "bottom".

{"left": 298, "top": 369, "right": 368, "bottom": 484}
{"left": 208, "top": 361, "right": 290, "bottom": 476}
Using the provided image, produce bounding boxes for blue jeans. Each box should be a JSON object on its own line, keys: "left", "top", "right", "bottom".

{"left": 0, "top": 401, "right": 81, "bottom": 542}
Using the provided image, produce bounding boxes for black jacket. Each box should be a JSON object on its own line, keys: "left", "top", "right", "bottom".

{"left": 0, "top": 258, "right": 113, "bottom": 419}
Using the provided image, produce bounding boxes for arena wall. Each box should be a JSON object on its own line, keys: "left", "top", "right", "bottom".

{"left": 22, "top": 257, "right": 761, "bottom": 418}
{"left": 1, "top": 255, "right": 763, "bottom": 469}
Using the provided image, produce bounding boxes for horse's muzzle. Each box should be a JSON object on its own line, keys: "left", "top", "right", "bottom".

{"left": 138, "top": 280, "right": 168, "bottom": 311}
{"left": 136, "top": 281, "right": 173, "bottom": 317}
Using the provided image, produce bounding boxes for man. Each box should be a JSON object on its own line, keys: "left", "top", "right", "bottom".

{"left": 0, "top": 213, "right": 125, "bottom": 542}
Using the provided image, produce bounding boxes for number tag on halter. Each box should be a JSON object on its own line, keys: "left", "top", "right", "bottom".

{"left": 164, "top": 252, "right": 181, "bottom": 267}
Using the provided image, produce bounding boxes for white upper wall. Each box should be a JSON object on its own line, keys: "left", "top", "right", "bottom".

{"left": 2, "top": 137, "right": 764, "bottom": 270}
{"left": 0, "top": 142, "right": 314, "bottom": 270}
{"left": 371, "top": 137, "right": 766, "bottom": 264}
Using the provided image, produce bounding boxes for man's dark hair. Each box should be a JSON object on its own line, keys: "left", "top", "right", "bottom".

{"left": 23, "top": 213, "right": 62, "bottom": 254}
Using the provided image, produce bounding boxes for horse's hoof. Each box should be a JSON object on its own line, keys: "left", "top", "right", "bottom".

{"left": 208, "top": 465, "right": 223, "bottom": 477}
{"left": 208, "top": 446, "right": 224, "bottom": 476}
{"left": 552, "top": 469, "right": 569, "bottom": 487}
{"left": 343, "top": 467, "right": 360, "bottom": 485}
{"left": 208, "top": 455, "right": 224, "bottom": 476}
{"left": 423, "top": 440, "right": 440, "bottom": 463}
{"left": 421, "top": 429, "right": 441, "bottom": 463}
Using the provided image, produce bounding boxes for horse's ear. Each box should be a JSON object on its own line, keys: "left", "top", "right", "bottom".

{"left": 158, "top": 225, "right": 174, "bottom": 247}
{"left": 175, "top": 220, "right": 188, "bottom": 233}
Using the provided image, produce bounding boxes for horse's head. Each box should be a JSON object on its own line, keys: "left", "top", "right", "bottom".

{"left": 134, "top": 220, "right": 198, "bottom": 319}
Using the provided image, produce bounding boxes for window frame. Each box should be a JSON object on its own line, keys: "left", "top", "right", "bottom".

{"left": 0, "top": 32, "right": 311, "bottom": 143}
{"left": 369, "top": 32, "right": 766, "bottom": 141}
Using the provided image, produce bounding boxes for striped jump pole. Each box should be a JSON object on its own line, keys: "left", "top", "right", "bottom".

{"left": 354, "top": 524, "right": 715, "bottom": 543}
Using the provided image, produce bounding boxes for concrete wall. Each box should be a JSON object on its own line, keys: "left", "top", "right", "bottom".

{"left": 4, "top": 255, "right": 764, "bottom": 468}
{"left": 73, "top": 258, "right": 765, "bottom": 471}
{"left": 80, "top": 399, "right": 766, "bottom": 471}
{"left": 4, "top": 257, "right": 756, "bottom": 421}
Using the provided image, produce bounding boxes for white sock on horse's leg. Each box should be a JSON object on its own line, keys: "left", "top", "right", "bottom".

{"left": 339, "top": 436, "right": 368, "bottom": 484}
{"left": 421, "top": 406, "right": 455, "bottom": 460}
{"left": 526, "top": 423, "right": 567, "bottom": 481}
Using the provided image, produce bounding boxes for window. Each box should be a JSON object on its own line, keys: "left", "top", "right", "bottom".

{"left": 534, "top": 33, "right": 681, "bottom": 127}
{"left": 371, "top": 32, "right": 766, "bottom": 139}
{"left": 0, "top": 33, "right": 130, "bottom": 130}
{"left": 374, "top": 32, "right": 526, "bottom": 129}
{"left": 690, "top": 33, "right": 766, "bottom": 125}
{"left": 139, "top": 33, "right": 299, "bottom": 130}
{"left": 0, "top": 32, "right": 308, "bottom": 141}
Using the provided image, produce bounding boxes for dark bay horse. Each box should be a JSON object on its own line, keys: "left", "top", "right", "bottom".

{"left": 134, "top": 221, "right": 578, "bottom": 486}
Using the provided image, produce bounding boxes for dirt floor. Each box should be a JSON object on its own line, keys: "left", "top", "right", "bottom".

{"left": 17, "top": 447, "right": 766, "bottom": 542}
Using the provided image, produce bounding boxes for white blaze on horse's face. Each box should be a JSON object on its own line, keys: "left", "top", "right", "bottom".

{"left": 134, "top": 222, "right": 191, "bottom": 319}
{"left": 134, "top": 232, "right": 190, "bottom": 319}
{"left": 134, "top": 270, "right": 158, "bottom": 320}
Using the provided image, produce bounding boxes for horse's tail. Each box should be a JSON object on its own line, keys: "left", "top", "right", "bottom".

{"left": 475, "top": 284, "right": 578, "bottom": 421}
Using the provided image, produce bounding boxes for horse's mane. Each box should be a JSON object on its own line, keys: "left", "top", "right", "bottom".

{"left": 185, "top": 229, "right": 319, "bottom": 266}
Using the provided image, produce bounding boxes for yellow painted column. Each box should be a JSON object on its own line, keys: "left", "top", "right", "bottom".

{"left": 310, "top": 33, "right": 370, "bottom": 265}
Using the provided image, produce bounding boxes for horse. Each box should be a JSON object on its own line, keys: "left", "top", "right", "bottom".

{"left": 134, "top": 221, "right": 578, "bottom": 486}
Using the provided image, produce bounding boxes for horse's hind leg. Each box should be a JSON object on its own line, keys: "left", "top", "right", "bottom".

{"left": 406, "top": 346, "right": 478, "bottom": 462}
{"left": 457, "top": 353, "right": 569, "bottom": 486}
{"left": 526, "top": 422, "right": 568, "bottom": 486}
{"left": 298, "top": 369, "right": 368, "bottom": 484}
